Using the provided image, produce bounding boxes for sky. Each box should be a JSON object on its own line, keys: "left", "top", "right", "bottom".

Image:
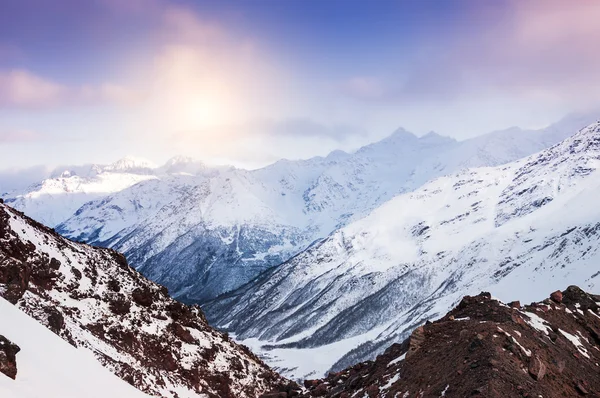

{"left": 1, "top": 0, "right": 600, "bottom": 179}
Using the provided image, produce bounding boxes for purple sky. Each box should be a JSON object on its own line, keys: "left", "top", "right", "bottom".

{"left": 1, "top": 0, "right": 599, "bottom": 173}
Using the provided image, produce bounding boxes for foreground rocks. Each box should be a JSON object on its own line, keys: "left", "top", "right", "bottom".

{"left": 291, "top": 286, "right": 600, "bottom": 397}
{"left": 0, "top": 203, "right": 293, "bottom": 397}
{"left": 0, "top": 335, "right": 20, "bottom": 379}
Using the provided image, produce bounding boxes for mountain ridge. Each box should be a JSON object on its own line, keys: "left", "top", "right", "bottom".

{"left": 204, "top": 120, "right": 600, "bottom": 379}
{"left": 3, "top": 112, "right": 599, "bottom": 304}
{"left": 0, "top": 201, "right": 295, "bottom": 397}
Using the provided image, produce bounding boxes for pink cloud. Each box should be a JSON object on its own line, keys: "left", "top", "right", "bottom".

{"left": 0, "top": 69, "right": 143, "bottom": 109}
{"left": 341, "top": 0, "right": 600, "bottom": 111}
{"left": 0, "top": 70, "right": 66, "bottom": 108}
{"left": 0, "top": 129, "right": 42, "bottom": 143}
{"left": 460, "top": 0, "right": 600, "bottom": 105}
{"left": 341, "top": 77, "right": 385, "bottom": 101}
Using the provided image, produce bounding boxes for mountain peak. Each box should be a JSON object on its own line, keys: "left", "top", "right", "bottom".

{"left": 325, "top": 149, "right": 350, "bottom": 161}
{"left": 161, "top": 155, "right": 207, "bottom": 175}
{"left": 163, "top": 155, "right": 197, "bottom": 166}
{"left": 419, "top": 131, "right": 456, "bottom": 145}
{"left": 387, "top": 127, "right": 418, "bottom": 142}
{"left": 103, "top": 156, "right": 156, "bottom": 173}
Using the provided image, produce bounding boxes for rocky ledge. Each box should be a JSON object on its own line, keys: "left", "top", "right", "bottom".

{"left": 288, "top": 286, "right": 600, "bottom": 398}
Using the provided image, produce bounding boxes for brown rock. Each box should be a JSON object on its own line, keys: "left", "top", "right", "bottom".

{"left": 509, "top": 301, "right": 521, "bottom": 308}
{"left": 550, "top": 290, "right": 563, "bottom": 303}
{"left": 109, "top": 296, "right": 131, "bottom": 315}
{"left": 46, "top": 307, "right": 65, "bottom": 335}
{"left": 131, "top": 287, "right": 153, "bottom": 307}
{"left": 311, "top": 383, "right": 328, "bottom": 396}
{"left": 0, "top": 335, "right": 20, "bottom": 379}
{"left": 576, "top": 380, "right": 589, "bottom": 395}
{"left": 171, "top": 323, "right": 196, "bottom": 344}
{"left": 528, "top": 354, "right": 546, "bottom": 380}
{"left": 407, "top": 326, "right": 425, "bottom": 358}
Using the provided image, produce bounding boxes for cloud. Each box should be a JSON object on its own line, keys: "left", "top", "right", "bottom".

{"left": 0, "top": 165, "right": 49, "bottom": 193}
{"left": 341, "top": 0, "right": 600, "bottom": 111}
{"left": 0, "top": 70, "right": 66, "bottom": 108}
{"left": 0, "top": 69, "right": 143, "bottom": 109}
{"left": 340, "top": 77, "right": 385, "bottom": 101}
{"left": 0, "top": 129, "right": 42, "bottom": 143}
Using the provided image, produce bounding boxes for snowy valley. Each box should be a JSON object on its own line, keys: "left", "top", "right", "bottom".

{"left": 204, "top": 120, "right": 600, "bottom": 379}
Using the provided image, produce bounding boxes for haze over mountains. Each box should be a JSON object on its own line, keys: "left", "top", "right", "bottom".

{"left": 3, "top": 113, "right": 600, "bottom": 382}
{"left": 2, "top": 113, "right": 597, "bottom": 304}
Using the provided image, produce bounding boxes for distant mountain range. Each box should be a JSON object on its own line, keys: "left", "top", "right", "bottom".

{"left": 204, "top": 119, "right": 600, "bottom": 379}
{"left": 3, "top": 113, "right": 597, "bottom": 305}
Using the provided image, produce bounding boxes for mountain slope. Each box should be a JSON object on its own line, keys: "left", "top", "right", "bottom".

{"left": 49, "top": 113, "right": 599, "bottom": 303}
{"left": 2, "top": 157, "right": 159, "bottom": 227}
{"left": 204, "top": 120, "right": 600, "bottom": 379}
{"left": 292, "top": 287, "right": 600, "bottom": 398}
{"left": 0, "top": 297, "right": 151, "bottom": 398}
{"left": 0, "top": 202, "right": 293, "bottom": 397}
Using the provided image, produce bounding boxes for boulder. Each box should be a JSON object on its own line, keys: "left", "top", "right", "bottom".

{"left": 0, "top": 335, "right": 20, "bottom": 379}
{"left": 550, "top": 290, "right": 563, "bottom": 303}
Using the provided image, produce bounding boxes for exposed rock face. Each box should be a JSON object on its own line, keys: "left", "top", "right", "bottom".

{"left": 0, "top": 335, "right": 20, "bottom": 379}
{"left": 0, "top": 203, "right": 292, "bottom": 397}
{"left": 292, "top": 287, "right": 600, "bottom": 398}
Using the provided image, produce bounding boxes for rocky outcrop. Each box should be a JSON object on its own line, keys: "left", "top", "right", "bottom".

{"left": 0, "top": 203, "right": 292, "bottom": 397}
{"left": 293, "top": 287, "right": 600, "bottom": 397}
{"left": 0, "top": 335, "right": 20, "bottom": 379}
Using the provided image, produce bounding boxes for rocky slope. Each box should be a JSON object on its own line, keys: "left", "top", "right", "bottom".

{"left": 204, "top": 120, "right": 600, "bottom": 379}
{"left": 291, "top": 287, "right": 600, "bottom": 398}
{"left": 36, "top": 113, "right": 596, "bottom": 304}
{"left": 0, "top": 201, "right": 295, "bottom": 397}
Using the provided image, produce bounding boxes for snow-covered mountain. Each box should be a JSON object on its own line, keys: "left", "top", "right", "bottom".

{"left": 204, "top": 120, "right": 600, "bottom": 380}
{"left": 0, "top": 202, "right": 293, "bottom": 397}
{"left": 4, "top": 113, "right": 598, "bottom": 303}
{"left": 2, "top": 156, "right": 159, "bottom": 227}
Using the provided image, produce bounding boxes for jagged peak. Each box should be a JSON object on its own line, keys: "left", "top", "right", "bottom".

{"left": 103, "top": 156, "right": 156, "bottom": 173}
{"left": 162, "top": 155, "right": 197, "bottom": 166}
{"left": 419, "top": 131, "right": 456, "bottom": 145}
{"left": 387, "top": 127, "right": 419, "bottom": 142}
{"left": 160, "top": 155, "right": 207, "bottom": 175}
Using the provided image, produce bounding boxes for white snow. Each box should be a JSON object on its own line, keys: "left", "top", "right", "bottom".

{"left": 0, "top": 298, "right": 152, "bottom": 398}
{"left": 559, "top": 329, "right": 591, "bottom": 359}
{"left": 521, "top": 311, "right": 552, "bottom": 335}
{"left": 380, "top": 373, "right": 400, "bottom": 391}
{"left": 388, "top": 353, "right": 407, "bottom": 367}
